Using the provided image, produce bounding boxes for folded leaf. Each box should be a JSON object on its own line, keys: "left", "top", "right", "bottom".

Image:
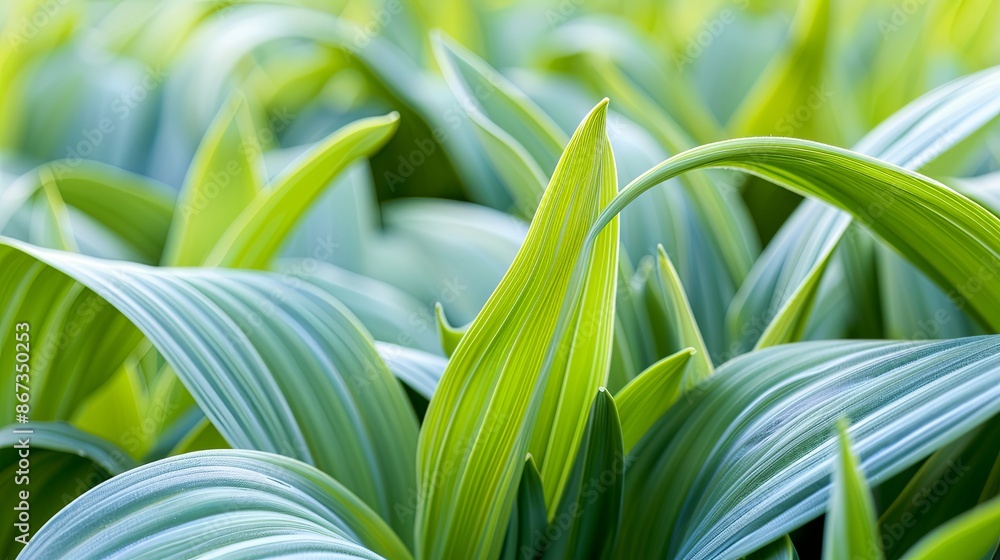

{"left": 416, "top": 99, "right": 618, "bottom": 559}
{"left": 1, "top": 238, "right": 419, "bottom": 545}
{"left": 19, "top": 451, "right": 410, "bottom": 560}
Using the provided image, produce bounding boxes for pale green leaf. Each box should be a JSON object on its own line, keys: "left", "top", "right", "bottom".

{"left": 206, "top": 113, "right": 399, "bottom": 269}
{"left": 1, "top": 238, "right": 419, "bottom": 545}
{"left": 615, "top": 348, "right": 695, "bottom": 454}
{"left": 650, "top": 245, "right": 712, "bottom": 381}
{"left": 416, "top": 99, "right": 618, "bottom": 558}
{"left": 823, "top": 420, "right": 882, "bottom": 560}
{"left": 434, "top": 302, "right": 466, "bottom": 358}
{"left": 618, "top": 337, "right": 1000, "bottom": 559}
{"left": 163, "top": 92, "right": 264, "bottom": 266}
{"left": 19, "top": 451, "right": 410, "bottom": 560}
{"left": 899, "top": 496, "right": 1000, "bottom": 560}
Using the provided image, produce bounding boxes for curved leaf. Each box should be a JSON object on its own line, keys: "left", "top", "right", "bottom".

{"left": 416, "top": 99, "right": 618, "bottom": 558}
{"left": 824, "top": 421, "right": 882, "bottom": 560}
{"left": 0, "top": 160, "right": 175, "bottom": 263}
{"left": 731, "top": 66, "right": 1000, "bottom": 352}
{"left": 899, "top": 496, "right": 1000, "bottom": 560}
{"left": 19, "top": 451, "right": 410, "bottom": 560}
{"left": 207, "top": 113, "right": 399, "bottom": 268}
{"left": 618, "top": 337, "right": 1000, "bottom": 559}
{"left": 1, "top": 238, "right": 418, "bottom": 545}
{"left": 375, "top": 342, "right": 447, "bottom": 401}
{"left": 594, "top": 138, "right": 1000, "bottom": 333}
{"left": 615, "top": 348, "right": 694, "bottom": 453}
{"left": 434, "top": 302, "right": 466, "bottom": 358}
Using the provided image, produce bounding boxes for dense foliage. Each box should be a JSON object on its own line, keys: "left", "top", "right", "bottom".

{"left": 1, "top": 0, "right": 999, "bottom": 558}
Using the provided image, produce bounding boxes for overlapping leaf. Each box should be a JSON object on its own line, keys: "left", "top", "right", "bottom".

{"left": 416, "top": 100, "right": 618, "bottom": 558}
{"left": 19, "top": 451, "right": 410, "bottom": 560}
{"left": 0, "top": 238, "right": 418, "bottom": 544}
{"left": 619, "top": 337, "right": 1000, "bottom": 559}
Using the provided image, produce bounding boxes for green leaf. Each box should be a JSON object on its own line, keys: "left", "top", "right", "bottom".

{"left": 594, "top": 137, "right": 1000, "bottom": 333}
{"left": 433, "top": 33, "right": 563, "bottom": 216}
{"left": 416, "top": 99, "right": 618, "bottom": 559}
{"left": 618, "top": 337, "right": 1000, "bottom": 559}
{"left": 206, "top": 113, "right": 399, "bottom": 269}
{"left": 375, "top": 341, "right": 447, "bottom": 401}
{"left": 824, "top": 420, "right": 882, "bottom": 560}
{"left": 615, "top": 348, "right": 694, "bottom": 453}
{"left": 877, "top": 416, "right": 1000, "bottom": 559}
{"left": 19, "top": 451, "right": 410, "bottom": 560}
{"left": 501, "top": 457, "right": 548, "bottom": 560}
{"left": 0, "top": 421, "right": 135, "bottom": 476}
{"left": 434, "top": 33, "right": 565, "bottom": 179}
{"left": 1, "top": 238, "right": 419, "bottom": 545}
{"left": 31, "top": 172, "right": 78, "bottom": 252}
{"left": 290, "top": 259, "right": 442, "bottom": 354}
{"left": 434, "top": 302, "right": 466, "bottom": 358}
{"left": 162, "top": 92, "right": 264, "bottom": 266}
{"left": 364, "top": 198, "right": 526, "bottom": 325}
{"left": 899, "top": 496, "right": 1000, "bottom": 560}
{"left": 650, "top": 245, "right": 712, "bottom": 381}
{"left": 0, "top": 423, "right": 135, "bottom": 559}
{"left": 561, "top": 54, "right": 759, "bottom": 285}
{"left": 729, "top": 0, "right": 833, "bottom": 140}
{"left": 728, "top": 66, "right": 1000, "bottom": 353}
{"left": 542, "top": 388, "right": 625, "bottom": 560}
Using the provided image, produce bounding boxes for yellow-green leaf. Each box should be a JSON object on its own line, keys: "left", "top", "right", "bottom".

{"left": 416, "top": 99, "right": 618, "bottom": 559}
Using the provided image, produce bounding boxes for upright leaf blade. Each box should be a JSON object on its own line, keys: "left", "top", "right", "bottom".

{"left": 416, "top": 100, "right": 618, "bottom": 559}
{"left": 542, "top": 388, "right": 625, "bottom": 560}
{"left": 163, "top": 92, "right": 264, "bottom": 266}
{"left": 207, "top": 113, "right": 399, "bottom": 269}
{"left": 824, "top": 421, "right": 883, "bottom": 560}
{"left": 615, "top": 348, "right": 694, "bottom": 453}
